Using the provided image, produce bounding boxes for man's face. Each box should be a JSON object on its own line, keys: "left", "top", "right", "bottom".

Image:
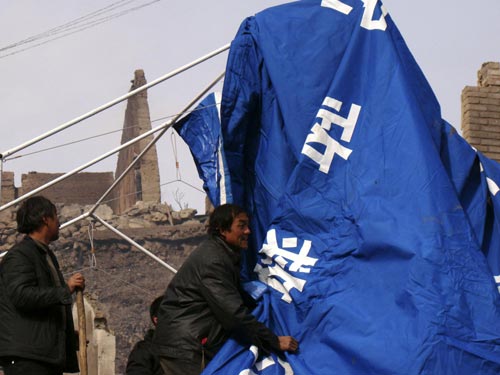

{"left": 44, "top": 211, "right": 60, "bottom": 242}
{"left": 221, "top": 213, "right": 251, "bottom": 250}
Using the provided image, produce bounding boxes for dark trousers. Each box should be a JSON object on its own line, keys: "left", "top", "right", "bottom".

{"left": 0, "top": 357, "right": 63, "bottom": 375}
{"left": 159, "top": 354, "right": 204, "bottom": 375}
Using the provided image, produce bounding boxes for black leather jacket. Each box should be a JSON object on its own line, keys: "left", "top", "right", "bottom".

{"left": 0, "top": 236, "right": 79, "bottom": 372}
{"left": 126, "top": 329, "right": 164, "bottom": 375}
{"left": 153, "top": 236, "right": 279, "bottom": 360}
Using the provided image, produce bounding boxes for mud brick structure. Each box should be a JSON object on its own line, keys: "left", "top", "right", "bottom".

{"left": 0, "top": 171, "right": 16, "bottom": 205}
{"left": 1, "top": 70, "right": 162, "bottom": 213}
{"left": 19, "top": 172, "right": 114, "bottom": 205}
{"left": 111, "top": 69, "right": 161, "bottom": 214}
{"left": 462, "top": 62, "right": 500, "bottom": 162}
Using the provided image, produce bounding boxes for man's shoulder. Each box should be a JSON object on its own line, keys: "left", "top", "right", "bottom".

{"left": 11, "top": 235, "right": 34, "bottom": 248}
{"left": 3, "top": 237, "right": 36, "bottom": 259}
{"left": 180, "top": 238, "right": 232, "bottom": 273}
{"left": 200, "top": 236, "right": 223, "bottom": 248}
{"left": 192, "top": 238, "right": 230, "bottom": 260}
{"left": 129, "top": 330, "right": 157, "bottom": 357}
{"left": 1, "top": 238, "right": 46, "bottom": 271}
{"left": 130, "top": 338, "right": 148, "bottom": 352}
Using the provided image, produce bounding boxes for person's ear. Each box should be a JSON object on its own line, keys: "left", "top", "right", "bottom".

{"left": 153, "top": 316, "right": 158, "bottom": 326}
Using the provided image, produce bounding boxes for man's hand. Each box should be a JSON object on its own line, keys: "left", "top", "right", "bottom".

{"left": 67, "top": 273, "right": 85, "bottom": 293}
{"left": 278, "top": 336, "right": 299, "bottom": 352}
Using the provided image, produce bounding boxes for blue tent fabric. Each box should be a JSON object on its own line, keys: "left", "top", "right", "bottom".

{"left": 175, "top": 1, "right": 500, "bottom": 373}
{"left": 174, "top": 92, "right": 232, "bottom": 207}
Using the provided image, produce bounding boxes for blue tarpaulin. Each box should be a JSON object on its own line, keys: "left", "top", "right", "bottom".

{"left": 175, "top": 1, "right": 500, "bottom": 373}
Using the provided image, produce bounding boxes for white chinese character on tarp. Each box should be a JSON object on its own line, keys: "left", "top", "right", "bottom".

{"left": 361, "top": 0, "right": 388, "bottom": 31}
{"left": 321, "top": 0, "right": 353, "bottom": 15}
{"left": 478, "top": 162, "right": 500, "bottom": 196}
{"left": 321, "top": 0, "right": 388, "bottom": 31}
{"left": 494, "top": 275, "right": 500, "bottom": 295}
{"left": 302, "top": 96, "right": 361, "bottom": 174}
{"left": 255, "top": 229, "right": 318, "bottom": 303}
{"left": 239, "top": 346, "right": 294, "bottom": 375}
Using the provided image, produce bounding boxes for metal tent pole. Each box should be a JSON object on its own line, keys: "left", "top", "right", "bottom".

{"left": 92, "top": 214, "right": 177, "bottom": 274}
{"left": 0, "top": 158, "right": 3, "bottom": 206}
{"left": 70, "top": 72, "right": 224, "bottom": 274}
{"left": 87, "top": 71, "right": 225, "bottom": 217}
{"left": 0, "top": 43, "right": 230, "bottom": 160}
{"left": 60, "top": 212, "right": 91, "bottom": 230}
{"left": 0, "top": 118, "right": 171, "bottom": 212}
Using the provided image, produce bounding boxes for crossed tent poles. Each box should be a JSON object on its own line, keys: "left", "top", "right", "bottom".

{"left": 0, "top": 44, "right": 229, "bottom": 274}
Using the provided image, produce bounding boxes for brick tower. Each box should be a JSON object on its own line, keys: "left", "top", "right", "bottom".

{"left": 112, "top": 70, "right": 161, "bottom": 214}
{"left": 461, "top": 62, "right": 500, "bottom": 162}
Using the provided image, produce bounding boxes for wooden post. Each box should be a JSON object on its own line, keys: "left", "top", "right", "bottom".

{"left": 76, "top": 289, "right": 88, "bottom": 375}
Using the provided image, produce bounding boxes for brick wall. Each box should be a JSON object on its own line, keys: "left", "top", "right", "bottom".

{"left": 21, "top": 172, "right": 114, "bottom": 206}
{"left": 462, "top": 62, "right": 500, "bottom": 161}
{"left": 0, "top": 171, "right": 16, "bottom": 205}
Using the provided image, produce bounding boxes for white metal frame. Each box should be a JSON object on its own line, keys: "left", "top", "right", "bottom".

{"left": 0, "top": 45, "right": 229, "bottom": 266}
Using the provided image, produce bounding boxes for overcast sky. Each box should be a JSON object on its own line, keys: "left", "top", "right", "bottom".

{"left": 1, "top": 0, "right": 499, "bottom": 214}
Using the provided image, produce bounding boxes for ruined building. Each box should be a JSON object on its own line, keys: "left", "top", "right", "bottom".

{"left": 0, "top": 69, "right": 162, "bottom": 214}
{"left": 0, "top": 69, "right": 193, "bottom": 374}
{"left": 0, "top": 172, "right": 16, "bottom": 205}
{"left": 462, "top": 62, "right": 500, "bottom": 160}
{"left": 1, "top": 171, "right": 115, "bottom": 207}
{"left": 22, "top": 172, "right": 114, "bottom": 206}
{"left": 111, "top": 69, "right": 161, "bottom": 214}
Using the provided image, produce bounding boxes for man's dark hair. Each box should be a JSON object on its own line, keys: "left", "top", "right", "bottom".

{"left": 207, "top": 203, "right": 247, "bottom": 236}
{"left": 16, "top": 196, "right": 56, "bottom": 234}
{"left": 150, "top": 296, "right": 163, "bottom": 323}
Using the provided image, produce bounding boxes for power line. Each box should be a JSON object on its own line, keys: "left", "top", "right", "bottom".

{"left": 0, "top": 0, "right": 136, "bottom": 52}
{"left": 5, "top": 102, "right": 221, "bottom": 161}
{"left": 0, "top": 0, "right": 162, "bottom": 59}
{"left": 162, "top": 179, "right": 205, "bottom": 194}
{"left": 7, "top": 126, "right": 134, "bottom": 160}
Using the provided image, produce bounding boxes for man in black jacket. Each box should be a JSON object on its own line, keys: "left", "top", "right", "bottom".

{"left": 0, "top": 196, "right": 85, "bottom": 375}
{"left": 153, "top": 204, "right": 298, "bottom": 375}
{"left": 126, "top": 296, "right": 164, "bottom": 375}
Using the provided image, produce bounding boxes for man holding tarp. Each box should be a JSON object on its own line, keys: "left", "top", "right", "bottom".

{"left": 153, "top": 204, "right": 298, "bottom": 375}
{"left": 175, "top": 0, "right": 500, "bottom": 374}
